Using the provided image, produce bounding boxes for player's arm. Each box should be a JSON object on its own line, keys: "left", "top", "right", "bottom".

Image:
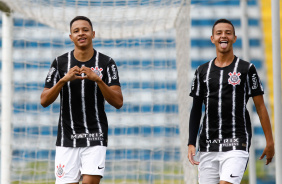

{"left": 96, "top": 82, "right": 123, "bottom": 109}
{"left": 41, "top": 66, "right": 83, "bottom": 107}
{"left": 253, "top": 95, "right": 275, "bottom": 165}
{"left": 187, "top": 96, "right": 202, "bottom": 165}
{"left": 40, "top": 82, "right": 65, "bottom": 108}
{"left": 80, "top": 65, "right": 123, "bottom": 109}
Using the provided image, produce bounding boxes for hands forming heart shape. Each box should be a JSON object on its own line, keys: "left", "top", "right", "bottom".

{"left": 64, "top": 65, "right": 102, "bottom": 82}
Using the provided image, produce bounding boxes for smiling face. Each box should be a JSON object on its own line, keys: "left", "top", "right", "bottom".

{"left": 69, "top": 19, "right": 95, "bottom": 50}
{"left": 211, "top": 22, "right": 237, "bottom": 54}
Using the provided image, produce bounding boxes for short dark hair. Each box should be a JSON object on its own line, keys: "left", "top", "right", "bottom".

{"left": 212, "top": 19, "right": 235, "bottom": 35}
{"left": 70, "top": 16, "right": 93, "bottom": 31}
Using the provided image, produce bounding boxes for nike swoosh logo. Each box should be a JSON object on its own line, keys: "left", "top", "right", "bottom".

{"left": 203, "top": 78, "right": 211, "bottom": 83}
{"left": 98, "top": 166, "right": 104, "bottom": 169}
{"left": 230, "top": 174, "right": 239, "bottom": 178}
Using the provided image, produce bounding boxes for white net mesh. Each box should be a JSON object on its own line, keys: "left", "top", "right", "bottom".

{"left": 0, "top": 0, "right": 193, "bottom": 183}
{"left": 3, "top": 0, "right": 183, "bottom": 38}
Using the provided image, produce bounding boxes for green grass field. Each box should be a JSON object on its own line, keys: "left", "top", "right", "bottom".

{"left": 11, "top": 159, "right": 274, "bottom": 184}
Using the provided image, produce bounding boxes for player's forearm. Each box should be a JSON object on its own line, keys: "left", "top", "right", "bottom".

{"left": 253, "top": 95, "right": 274, "bottom": 145}
{"left": 261, "top": 123, "right": 274, "bottom": 146}
{"left": 260, "top": 113, "right": 274, "bottom": 145}
{"left": 188, "top": 97, "right": 203, "bottom": 146}
{"left": 256, "top": 105, "right": 274, "bottom": 145}
{"left": 40, "top": 79, "right": 67, "bottom": 107}
{"left": 96, "top": 80, "right": 123, "bottom": 109}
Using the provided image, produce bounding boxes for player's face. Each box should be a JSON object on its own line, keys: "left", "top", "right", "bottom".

{"left": 69, "top": 20, "right": 95, "bottom": 49}
{"left": 211, "top": 23, "right": 237, "bottom": 53}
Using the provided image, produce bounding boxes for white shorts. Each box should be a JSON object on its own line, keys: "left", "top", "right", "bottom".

{"left": 198, "top": 150, "right": 249, "bottom": 184}
{"left": 55, "top": 146, "right": 107, "bottom": 184}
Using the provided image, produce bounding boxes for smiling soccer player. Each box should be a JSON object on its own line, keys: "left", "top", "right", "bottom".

{"left": 187, "top": 18, "right": 275, "bottom": 184}
{"left": 41, "top": 16, "right": 123, "bottom": 184}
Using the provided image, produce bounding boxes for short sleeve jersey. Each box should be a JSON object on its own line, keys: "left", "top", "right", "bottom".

{"left": 190, "top": 56, "right": 264, "bottom": 152}
{"left": 44, "top": 49, "right": 120, "bottom": 147}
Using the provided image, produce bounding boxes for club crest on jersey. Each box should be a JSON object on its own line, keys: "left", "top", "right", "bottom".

{"left": 56, "top": 164, "right": 65, "bottom": 178}
{"left": 228, "top": 71, "right": 241, "bottom": 86}
{"left": 91, "top": 66, "right": 103, "bottom": 79}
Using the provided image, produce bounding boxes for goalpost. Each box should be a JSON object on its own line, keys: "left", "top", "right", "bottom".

{"left": 0, "top": 0, "right": 196, "bottom": 183}
{"left": 1, "top": 3, "right": 13, "bottom": 184}
{"left": 271, "top": 0, "right": 282, "bottom": 183}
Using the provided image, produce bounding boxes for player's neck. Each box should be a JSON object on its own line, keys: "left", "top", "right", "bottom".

{"left": 214, "top": 52, "right": 234, "bottom": 67}
{"left": 73, "top": 47, "right": 94, "bottom": 62}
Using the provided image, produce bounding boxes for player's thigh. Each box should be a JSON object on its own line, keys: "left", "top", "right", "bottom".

{"left": 80, "top": 146, "right": 107, "bottom": 177}
{"left": 55, "top": 146, "right": 81, "bottom": 184}
{"left": 219, "top": 150, "right": 249, "bottom": 184}
{"left": 219, "top": 181, "right": 232, "bottom": 184}
{"left": 82, "top": 175, "right": 101, "bottom": 184}
{"left": 198, "top": 152, "right": 220, "bottom": 184}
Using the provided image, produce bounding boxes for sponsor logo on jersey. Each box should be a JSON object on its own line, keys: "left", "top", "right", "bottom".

{"left": 71, "top": 133, "right": 104, "bottom": 141}
{"left": 91, "top": 66, "right": 103, "bottom": 79}
{"left": 228, "top": 72, "right": 241, "bottom": 86}
{"left": 47, "top": 67, "right": 56, "bottom": 82}
{"left": 251, "top": 73, "right": 258, "bottom": 89}
{"left": 206, "top": 138, "right": 239, "bottom": 147}
{"left": 56, "top": 164, "right": 65, "bottom": 178}
{"left": 111, "top": 65, "right": 117, "bottom": 79}
{"left": 191, "top": 74, "right": 197, "bottom": 90}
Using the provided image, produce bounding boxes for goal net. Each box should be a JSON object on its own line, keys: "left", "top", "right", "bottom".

{"left": 0, "top": 0, "right": 196, "bottom": 183}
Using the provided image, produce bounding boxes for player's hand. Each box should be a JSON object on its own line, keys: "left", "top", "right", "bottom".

{"left": 80, "top": 65, "right": 102, "bottom": 82}
{"left": 188, "top": 145, "right": 199, "bottom": 165}
{"left": 259, "top": 142, "right": 275, "bottom": 165}
{"left": 62, "top": 66, "right": 83, "bottom": 82}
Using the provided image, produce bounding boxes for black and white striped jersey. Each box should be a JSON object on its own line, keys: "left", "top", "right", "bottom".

{"left": 190, "top": 56, "right": 264, "bottom": 152}
{"left": 44, "top": 49, "right": 120, "bottom": 147}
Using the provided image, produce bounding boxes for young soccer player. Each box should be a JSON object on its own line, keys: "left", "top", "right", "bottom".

{"left": 187, "top": 19, "right": 275, "bottom": 184}
{"left": 41, "top": 16, "right": 123, "bottom": 184}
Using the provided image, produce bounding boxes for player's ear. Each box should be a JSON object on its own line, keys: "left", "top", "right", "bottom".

{"left": 92, "top": 31, "right": 95, "bottom": 39}
{"left": 232, "top": 35, "right": 237, "bottom": 43}
{"left": 211, "top": 35, "right": 215, "bottom": 44}
{"left": 69, "top": 34, "right": 73, "bottom": 42}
